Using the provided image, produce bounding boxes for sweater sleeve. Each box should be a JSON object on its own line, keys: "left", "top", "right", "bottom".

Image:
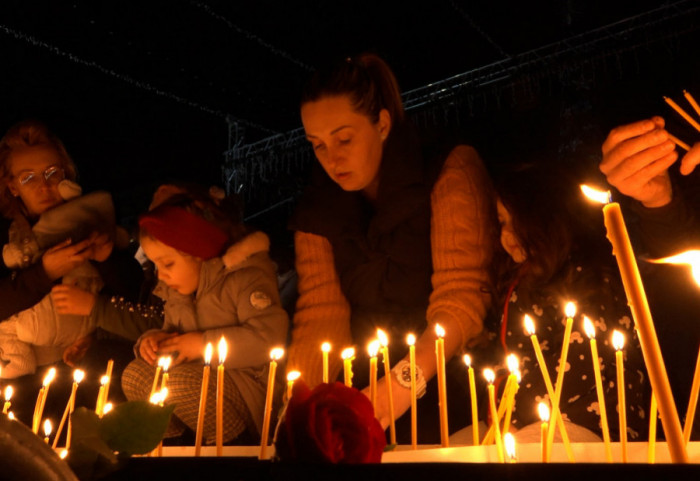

{"left": 287, "top": 231, "right": 352, "bottom": 387}
{"left": 427, "top": 145, "right": 496, "bottom": 347}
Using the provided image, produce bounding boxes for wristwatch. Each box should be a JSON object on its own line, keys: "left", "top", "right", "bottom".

{"left": 392, "top": 360, "right": 427, "bottom": 398}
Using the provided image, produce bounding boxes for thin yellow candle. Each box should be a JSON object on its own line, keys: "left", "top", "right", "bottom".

{"left": 321, "top": 342, "right": 331, "bottom": 384}
{"left": 463, "top": 354, "right": 479, "bottom": 445}
{"left": 194, "top": 342, "right": 213, "bottom": 457}
{"left": 95, "top": 376, "right": 108, "bottom": 417}
{"left": 664, "top": 96, "right": 700, "bottom": 133}
{"left": 685, "top": 345, "right": 700, "bottom": 444}
{"left": 149, "top": 357, "right": 164, "bottom": 401}
{"left": 377, "top": 328, "right": 396, "bottom": 445}
{"left": 504, "top": 432, "right": 517, "bottom": 463}
{"left": 43, "top": 419, "right": 52, "bottom": 444}
{"left": 2, "top": 385, "right": 13, "bottom": 414}
{"left": 668, "top": 133, "right": 691, "bottom": 152}
{"left": 523, "top": 314, "right": 575, "bottom": 461}
{"left": 484, "top": 368, "right": 504, "bottom": 463}
{"left": 613, "top": 330, "right": 628, "bottom": 463}
{"left": 582, "top": 185, "right": 687, "bottom": 463}
{"left": 150, "top": 388, "right": 168, "bottom": 457}
{"left": 286, "top": 370, "right": 301, "bottom": 401}
{"left": 649, "top": 393, "right": 658, "bottom": 463}
{"left": 33, "top": 367, "right": 56, "bottom": 434}
{"left": 260, "top": 347, "right": 284, "bottom": 460}
{"left": 683, "top": 89, "right": 700, "bottom": 117}
{"left": 539, "top": 402, "right": 550, "bottom": 463}
{"left": 503, "top": 354, "right": 519, "bottom": 435}
{"left": 435, "top": 323, "right": 449, "bottom": 447}
{"left": 482, "top": 372, "right": 514, "bottom": 445}
{"left": 53, "top": 369, "right": 84, "bottom": 450}
{"left": 341, "top": 347, "right": 355, "bottom": 388}
{"left": 102, "top": 359, "right": 114, "bottom": 412}
{"left": 546, "top": 302, "right": 575, "bottom": 456}
{"left": 216, "top": 337, "right": 228, "bottom": 457}
{"left": 408, "top": 334, "right": 418, "bottom": 450}
{"left": 368, "top": 340, "right": 380, "bottom": 410}
{"left": 583, "top": 316, "right": 613, "bottom": 462}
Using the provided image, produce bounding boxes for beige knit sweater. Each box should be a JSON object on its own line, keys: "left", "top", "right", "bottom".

{"left": 288, "top": 145, "right": 495, "bottom": 386}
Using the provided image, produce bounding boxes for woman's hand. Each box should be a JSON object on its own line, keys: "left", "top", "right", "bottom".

{"left": 139, "top": 331, "right": 178, "bottom": 365}
{"left": 87, "top": 232, "right": 114, "bottom": 262}
{"left": 63, "top": 334, "right": 94, "bottom": 366}
{"left": 50, "top": 285, "right": 96, "bottom": 315}
{"left": 41, "top": 237, "right": 94, "bottom": 281}
{"left": 156, "top": 332, "right": 205, "bottom": 367}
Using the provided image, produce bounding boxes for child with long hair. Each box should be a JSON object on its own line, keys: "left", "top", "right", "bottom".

{"left": 120, "top": 186, "right": 288, "bottom": 444}
{"left": 490, "top": 163, "right": 648, "bottom": 442}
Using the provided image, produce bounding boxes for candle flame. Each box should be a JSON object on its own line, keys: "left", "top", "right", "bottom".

{"left": 506, "top": 353, "right": 519, "bottom": 373}
{"left": 103, "top": 403, "right": 113, "bottom": 415}
{"left": 434, "top": 323, "right": 445, "bottom": 338}
{"left": 287, "top": 371, "right": 301, "bottom": 382}
{"left": 204, "top": 343, "right": 213, "bottom": 365}
{"left": 377, "top": 328, "right": 389, "bottom": 347}
{"left": 43, "top": 419, "right": 52, "bottom": 437}
{"left": 59, "top": 449, "right": 68, "bottom": 460}
{"left": 270, "top": 347, "right": 285, "bottom": 361}
{"left": 100, "top": 375, "right": 109, "bottom": 386}
{"left": 406, "top": 333, "right": 416, "bottom": 346}
{"left": 515, "top": 370, "right": 522, "bottom": 383}
{"left": 580, "top": 184, "right": 611, "bottom": 205}
{"left": 149, "top": 392, "right": 161, "bottom": 404}
{"left": 524, "top": 314, "right": 536, "bottom": 335}
{"left": 157, "top": 356, "right": 166, "bottom": 368}
{"left": 7, "top": 411, "right": 14, "bottom": 420}
{"left": 218, "top": 337, "right": 228, "bottom": 364}
{"left": 504, "top": 432, "right": 517, "bottom": 460}
{"left": 564, "top": 301, "right": 576, "bottom": 319}
{"left": 43, "top": 367, "right": 56, "bottom": 386}
{"left": 612, "top": 330, "right": 625, "bottom": 351}
{"left": 341, "top": 347, "right": 355, "bottom": 360}
{"left": 160, "top": 387, "right": 169, "bottom": 402}
{"left": 367, "top": 339, "right": 380, "bottom": 357}
{"left": 538, "top": 402, "right": 550, "bottom": 422}
{"left": 463, "top": 354, "right": 472, "bottom": 367}
{"left": 583, "top": 316, "right": 596, "bottom": 339}
{"left": 162, "top": 356, "right": 172, "bottom": 372}
{"left": 483, "top": 368, "right": 495, "bottom": 384}
{"left": 321, "top": 342, "right": 331, "bottom": 353}
{"left": 73, "top": 369, "right": 85, "bottom": 383}
{"left": 648, "top": 250, "right": 700, "bottom": 286}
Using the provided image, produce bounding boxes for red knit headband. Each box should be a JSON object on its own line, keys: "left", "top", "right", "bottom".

{"left": 138, "top": 205, "right": 229, "bottom": 260}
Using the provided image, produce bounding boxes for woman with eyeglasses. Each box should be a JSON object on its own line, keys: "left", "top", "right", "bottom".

{"left": 0, "top": 120, "right": 145, "bottom": 425}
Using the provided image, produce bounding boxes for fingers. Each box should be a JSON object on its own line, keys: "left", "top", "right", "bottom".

{"left": 680, "top": 142, "right": 700, "bottom": 175}
{"left": 44, "top": 237, "right": 73, "bottom": 254}
{"left": 601, "top": 129, "right": 674, "bottom": 176}
{"left": 601, "top": 118, "right": 659, "bottom": 156}
{"left": 605, "top": 142, "right": 677, "bottom": 189}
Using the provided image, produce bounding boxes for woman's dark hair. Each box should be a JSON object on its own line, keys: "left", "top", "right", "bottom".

{"left": 0, "top": 120, "right": 78, "bottom": 218}
{"left": 301, "top": 53, "right": 405, "bottom": 124}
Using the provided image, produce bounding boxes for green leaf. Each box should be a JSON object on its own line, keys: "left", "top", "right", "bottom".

{"left": 99, "top": 401, "right": 175, "bottom": 456}
{"left": 383, "top": 443, "right": 397, "bottom": 452}
{"left": 71, "top": 408, "right": 118, "bottom": 462}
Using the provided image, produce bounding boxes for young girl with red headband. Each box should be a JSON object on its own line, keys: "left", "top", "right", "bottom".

{"left": 120, "top": 187, "right": 288, "bottom": 445}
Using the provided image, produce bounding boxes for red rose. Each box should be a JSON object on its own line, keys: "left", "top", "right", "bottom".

{"left": 275, "top": 381, "right": 386, "bottom": 463}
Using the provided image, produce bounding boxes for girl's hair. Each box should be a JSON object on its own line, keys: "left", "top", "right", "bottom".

{"left": 301, "top": 52, "right": 405, "bottom": 124}
{"left": 139, "top": 183, "right": 247, "bottom": 251}
{"left": 0, "top": 120, "right": 78, "bottom": 218}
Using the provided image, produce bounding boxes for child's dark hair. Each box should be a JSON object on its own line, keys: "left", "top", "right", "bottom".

{"left": 301, "top": 52, "right": 404, "bottom": 124}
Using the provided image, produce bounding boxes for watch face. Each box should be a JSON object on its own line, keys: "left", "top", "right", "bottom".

{"left": 401, "top": 365, "right": 412, "bottom": 383}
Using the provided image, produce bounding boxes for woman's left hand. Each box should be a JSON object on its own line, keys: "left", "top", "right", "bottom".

{"left": 156, "top": 331, "right": 205, "bottom": 367}
{"left": 362, "top": 374, "right": 412, "bottom": 430}
{"left": 51, "top": 285, "right": 96, "bottom": 316}
{"left": 88, "top": 232, "right": 114, "bottom": 262}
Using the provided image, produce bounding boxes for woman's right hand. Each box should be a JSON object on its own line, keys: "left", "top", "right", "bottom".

{"left": 139, "top": 331, "right": 178, "bottom": 365}
{"left": 41, "top": 237, "right": 94, "bottom": 281}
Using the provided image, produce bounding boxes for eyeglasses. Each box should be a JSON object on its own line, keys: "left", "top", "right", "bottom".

{"left": 15, "top": 166, "right": 65, "bottom": 188}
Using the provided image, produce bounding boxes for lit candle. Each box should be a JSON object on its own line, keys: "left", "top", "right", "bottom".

{"left": 503, "top": 354, "right": 519, "bottom": 435}
{"left": 368, "top": 339, "right": 380, "bottom": 410}
{"left": 53, "top": 369, "right": 84, "bottom": 450}
{"left": 581, "top": 185, "right": 687, "bottom": 462}
{"left": 151, "top": 388, "right": 169, "bottom": 457}
{"left": 43, "top": 419, "right": 52, "bottom": 444}
{"left": 435, "top": 324, "right": 449, "bottom": 447}
{"left": 102, "top": 359, "right": 114, "bottom": 413}
{"left": 341, "top": 347, "right": 355, "bottom": 388}
{"left": 523, "top": 314, "right": 575, "bottom": 461}
{"left": 216, "top": 337, "right": 228, "bottom": 457}
{"left": 686, "top": 346, "right": 700, "bottom": 445}
{"left": 2, "top": 385, "right": 13, "bottom": 414}
{"left": 504, "top": 432, "right": 517, "bottom": 463}
{"left": 649, "top": 393, "right": 658, "bottom": 463}
{"left": 103, "top": 403, "right": 113, "bottom": 415}
{"left": 377, "top": 328, "right": 396, "bottom": 445}
{"left": 684, "top": 90, "right": 700, "bottom": 117}
{"left": 539, "top": 402, "right": 550, "bottom": 463}
{"left": 33, "top": 367, "right": 56, "bottom": 434}
{"left": 286, "top": 370, "right": 301, "bottom": 401}
{"left": 160, "top": 356, "right": 172, "bottom": 392}
{"left": 463, "top": 354, "right": 479, "bottom": 445}
{"left": 583, "top": 316, "right": 613, "bottom": 462}
{"left": 546, "top": 302, "right": 576, "bottom": 457}
{"left": 321, "top": 342, "right": 331, "bottom": 384}
{"left": 664, "top": 96, "right": 700, "bottom": 133}
{"left": 194, "top": 342, "right": 213, "bottom": 457}
{"left": 95, "top": 375, "right": 109, "bottom": 417}
{"left": 407, "top": 334, "right": 418, "bottom": 450}
{"left": 260, "top": 347, "right": 284, "bottom": 460}
{"left": 613, "top": 330, "right": 628, "bottom": 463}
{"left": 149, "top": 357, "right": 164, "bottom": 401}
{"left": 484, "top": 368, "right": 504, "bottom": 463}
